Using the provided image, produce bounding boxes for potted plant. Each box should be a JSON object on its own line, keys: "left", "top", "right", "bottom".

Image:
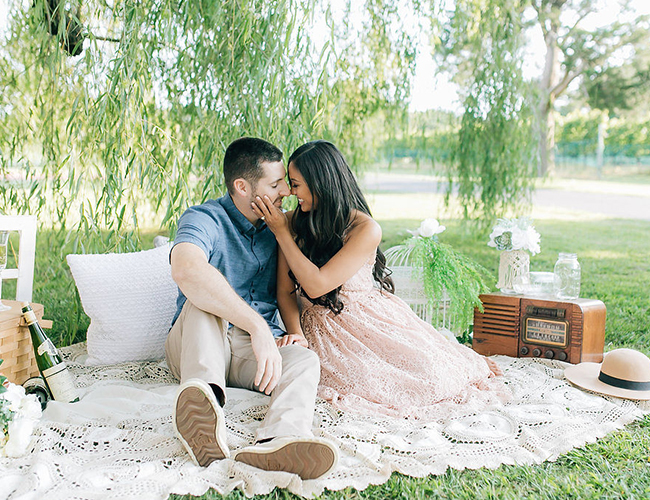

{"left": 384, "top": 219, "right": 493, "bottom": 339}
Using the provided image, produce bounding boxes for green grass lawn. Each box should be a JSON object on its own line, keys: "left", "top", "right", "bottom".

{"left": 16, "top": 214, "right": 650, "bottom": 499}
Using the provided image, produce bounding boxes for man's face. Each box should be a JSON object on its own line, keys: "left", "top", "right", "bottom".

{"left": 250, "top": 160, "right": 291, "bottom": 210}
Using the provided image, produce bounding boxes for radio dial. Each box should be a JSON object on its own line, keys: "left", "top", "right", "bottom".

{"left": 520, "top": 346, "right": 529, "bottom": 355}
{"left": 532, "top": 348, "right": 542, "bottom": 357}
{"left": 545, "top": 349, "right": 555, "bottom": 359}
{"left": 557, "top": 352, "right": 568, "bottom": 361}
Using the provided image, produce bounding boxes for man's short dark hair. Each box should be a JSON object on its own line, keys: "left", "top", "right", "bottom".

{"left": 223, "top": 137, "right": 283, "bottom": 194}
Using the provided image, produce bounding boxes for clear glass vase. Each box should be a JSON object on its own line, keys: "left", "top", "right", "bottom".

{"left": 496, "top": 249, "right": 530, "bottom": 294}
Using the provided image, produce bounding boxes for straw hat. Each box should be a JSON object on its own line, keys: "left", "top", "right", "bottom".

{"left": 564, "top": 348, "right": 650, "bottom": 400}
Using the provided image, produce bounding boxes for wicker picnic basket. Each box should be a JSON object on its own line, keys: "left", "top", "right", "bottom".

{"left": 0, "top": 301, "right": 52, "bottom": 385}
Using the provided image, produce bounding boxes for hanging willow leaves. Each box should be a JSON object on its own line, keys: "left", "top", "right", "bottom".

{"left": 0, "top": 0, "right": 420, "bottom": 253}
{"left": 438, "top": 0, "right": 536, "bottom": 224}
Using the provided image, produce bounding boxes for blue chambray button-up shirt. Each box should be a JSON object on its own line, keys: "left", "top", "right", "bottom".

{"left": 170, "top": 194, "right": 284, "bottom": 337}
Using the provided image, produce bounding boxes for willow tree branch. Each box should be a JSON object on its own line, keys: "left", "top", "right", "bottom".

{"left": 92, "top": 34, "right": 121, "bottom": 43}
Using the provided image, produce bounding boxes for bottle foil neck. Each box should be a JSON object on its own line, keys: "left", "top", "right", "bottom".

{"left": 23, "top": 309, "right": 37, "bottom": 325}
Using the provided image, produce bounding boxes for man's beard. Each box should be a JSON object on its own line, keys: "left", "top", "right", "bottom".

{"left": 251, "top": 190, "right": 280, "bottom": 209}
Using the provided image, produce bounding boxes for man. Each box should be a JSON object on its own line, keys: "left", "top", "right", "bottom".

{"left": 165, "top": 137, "right": 338, "bottom": 480}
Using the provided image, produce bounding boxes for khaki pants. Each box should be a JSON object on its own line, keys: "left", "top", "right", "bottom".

{"left": 165, "top": 301, "right": 320, "bottom": 441}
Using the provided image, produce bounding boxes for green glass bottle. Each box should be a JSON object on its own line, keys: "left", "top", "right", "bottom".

{"left": 21, "top": 302, "right": 79, "bottom": 403}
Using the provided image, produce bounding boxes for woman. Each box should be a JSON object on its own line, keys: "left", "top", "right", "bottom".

{"left": 252, "top": 140, "right": 505, "bottom": 419}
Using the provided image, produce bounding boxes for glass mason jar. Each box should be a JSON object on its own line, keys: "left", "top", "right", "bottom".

{"left": 554, "top": 252, "right": 581, "bottom": 300}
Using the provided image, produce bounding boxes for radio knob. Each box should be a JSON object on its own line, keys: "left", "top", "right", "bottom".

{"left": 545, "top": 350, "right": 555, "bottom": 359}
{"left": 557, "top": 352, "right": 568, "bottom": 361}
{"left": 532, "top": 348, "right": 542, "bottom": 357}
{"left": 520, "top": 346, "right": 529, "bottom": 355}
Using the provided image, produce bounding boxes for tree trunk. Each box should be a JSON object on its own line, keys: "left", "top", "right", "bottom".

{"left": 537, "top": 14, "right": 562, "bottom": 177}
{"left": 596, "top": 113, "right": 608, "bottom": 178}
{"left": 538, "top": 99, "right": 556, "bottom": 177}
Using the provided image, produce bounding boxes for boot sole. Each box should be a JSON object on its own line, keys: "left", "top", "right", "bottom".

{"left": 175, "top": 386, "right": 227, "bottom": 466}
{"left": 235, "top": 440, "right": 336, "bottom": 480}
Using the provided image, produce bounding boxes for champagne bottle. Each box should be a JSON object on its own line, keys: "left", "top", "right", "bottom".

{"left": 22, "top": 376, "right": 52, "bottom": 410}
{"left": 21, "top": 302, "right": 79, "bottom": 403}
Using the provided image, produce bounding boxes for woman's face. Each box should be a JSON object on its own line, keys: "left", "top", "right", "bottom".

{"left": 288, "top": 162, "right": 315, "bottom": 212}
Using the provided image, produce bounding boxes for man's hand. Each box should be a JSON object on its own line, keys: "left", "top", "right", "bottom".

{"left": 276, "top": 333, "right": 309, "bottom": 349}
{"left": 249, "top": 327, "right": 283, "bottom": 395}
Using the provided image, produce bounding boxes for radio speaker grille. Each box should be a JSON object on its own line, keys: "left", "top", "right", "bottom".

{"left": 474, "top": 298, "right": 520, "bottom": 337}
{"left": 472, "top": 295, "right": 521, "bottom": 356}
{"left": 570, "top": 307, "right": 583, "bottom": 345}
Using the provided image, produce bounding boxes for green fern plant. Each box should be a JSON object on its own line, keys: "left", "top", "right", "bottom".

{"left": 385, "top": 220, "right": 493, "bottom": 336}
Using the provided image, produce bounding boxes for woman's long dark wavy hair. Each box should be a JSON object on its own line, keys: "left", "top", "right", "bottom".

{"left": 288, "top": 140, "right": 394, "bottom": 314}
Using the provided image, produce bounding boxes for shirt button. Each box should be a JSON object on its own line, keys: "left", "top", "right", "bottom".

{"left": 251, "top": 289, "right": 255, "bottom": 294}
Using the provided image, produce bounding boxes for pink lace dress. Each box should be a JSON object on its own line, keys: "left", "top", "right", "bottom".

{"left": 300, "top": 256, "right": 507, "bottom": 419}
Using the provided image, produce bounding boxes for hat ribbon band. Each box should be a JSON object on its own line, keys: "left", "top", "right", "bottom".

{"left": 598, "top": 371, "right": 650, "bottom": 391}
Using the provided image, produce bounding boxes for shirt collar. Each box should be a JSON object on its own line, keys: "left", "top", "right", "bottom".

{"left": 219, "top": 194, "right": 266, "bottom": 236}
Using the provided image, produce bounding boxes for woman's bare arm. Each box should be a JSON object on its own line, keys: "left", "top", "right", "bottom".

{"left": 275, "top": 246, "right": 308, "bottom": 348}
{"left": 253, "top": 196, "right": 381, "bottom": 299}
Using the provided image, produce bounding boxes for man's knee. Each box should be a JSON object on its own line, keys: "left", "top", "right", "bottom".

{"left": 281, "top": 345, "right": 320, "bottom": 382}
{"left": 183, "top": 301, "right": 227, "bottom": 330}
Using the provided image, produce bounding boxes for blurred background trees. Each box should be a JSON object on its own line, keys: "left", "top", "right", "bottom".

{"left": 531, "top": 0, "right": 648, "bottom": 177}
{"left": 437, "top": 0, "right": 537, "bottom": 222}
{"left": 1, "top": 0, "right": 649, "bottom": 244}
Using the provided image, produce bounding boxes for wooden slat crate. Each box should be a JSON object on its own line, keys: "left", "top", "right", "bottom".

{"left": 0, "top": 300, "right": 53, "bottom": 385}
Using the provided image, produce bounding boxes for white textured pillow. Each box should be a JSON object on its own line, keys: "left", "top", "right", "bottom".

{"left": 66, "top": 244, "right": 178, "bottom": 365}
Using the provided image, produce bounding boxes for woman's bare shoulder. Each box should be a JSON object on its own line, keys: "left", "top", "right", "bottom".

{"left": 349, "top": 211, "right": 382, "bottom": 241}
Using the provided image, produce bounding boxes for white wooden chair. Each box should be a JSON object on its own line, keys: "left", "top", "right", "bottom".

{"left": 0, "top": 215, "right": 37, "bottom": 302}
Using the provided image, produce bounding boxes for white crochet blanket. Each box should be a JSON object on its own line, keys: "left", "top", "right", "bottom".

{"left": 1, "top": 343, "right": 648, "bottom": 499}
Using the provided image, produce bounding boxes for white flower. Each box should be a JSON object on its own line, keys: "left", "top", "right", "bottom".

{"left": 409, "top": 218, "right": 446, "bottom": 238}
{"left": 487, "top": 217, "right": 541, "bottom": 255}
{"left": 17, "top": 395, "right": 42, "bottom": 421}
{"left": 487, "top": 227, "right": 506, "bottom": 249}
{"left": 2, "top": 418, "right": 37, "bottom": 457}
{"left": 0, "top": 382, "right": 42, "bottom": 457}
{"left": 1, "top": 383, "right": 24, "bottom": 409}
{"left": 512, "top": 226, "right": 541, "bottom": 256}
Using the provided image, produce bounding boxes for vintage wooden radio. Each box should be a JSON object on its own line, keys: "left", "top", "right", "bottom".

{"left": 472, "top": 293, "right": 606, "bottom": 364}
